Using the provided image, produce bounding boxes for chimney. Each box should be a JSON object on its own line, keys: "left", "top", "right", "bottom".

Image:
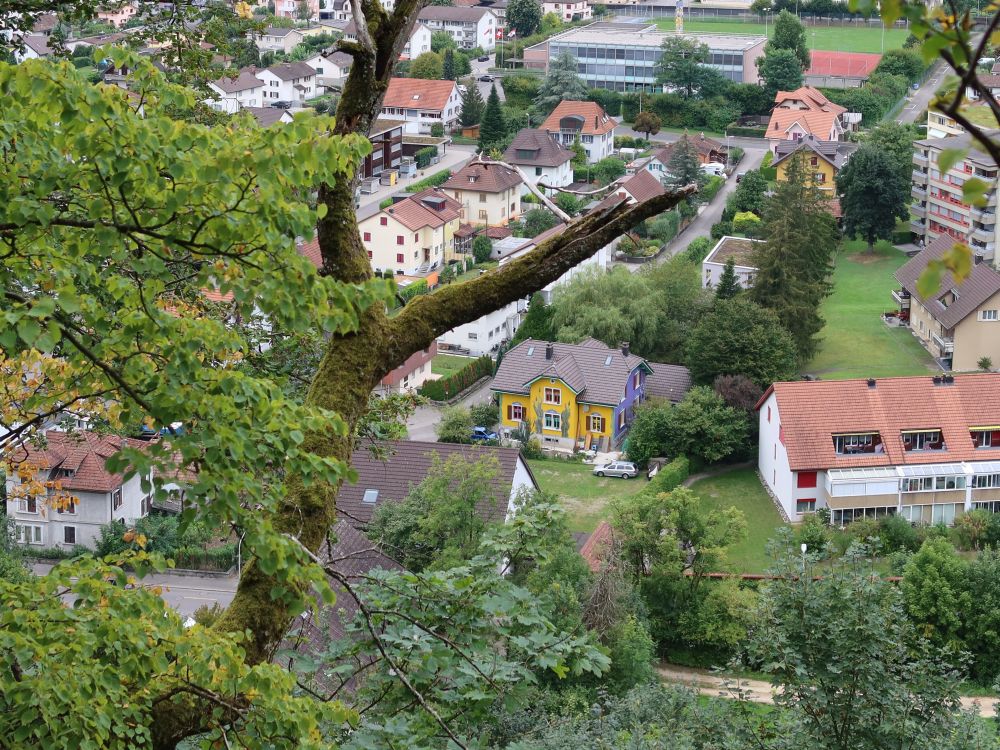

{"left": 933, "top": 376, "right": 943, "bottom": 386}
{"left": 866, "top": 378, "right": 876, "bottom": 389}
{"left": 621, "top": 341, "right": 630, "bottom": 357}
{"left": 943, "top": 374, "right": 955, "bottom": 385}
{"left": 545, "top": 342, "right": 554, "bottom": 360}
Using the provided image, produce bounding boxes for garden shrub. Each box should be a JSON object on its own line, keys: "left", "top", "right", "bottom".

{"left": 419, "top": 355, "right": 493, "bottom": 401}
{"left": 406, "top": 168, "right": 452, "bottom": 193}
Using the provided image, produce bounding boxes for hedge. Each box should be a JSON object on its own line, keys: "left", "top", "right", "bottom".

{"left": 173, "top": 544, "right": 236, "bottom": 571}
{"left": 406, "top": 168, "right": 452, "bottom": 193}
{"left": 725, "top": 125, "right": 767, "bottom": 138}
{"left": 641, "top": 456, "right": 690, "bottom": 496}
{"left": 699, "top": 175, "right": 725, "bottom": 204}
{"left": 379, "top": 197, "right": 394, "bottom": 210}
{"left": 414, "top": 145, "right": 438, "bottom": 169}
{"left": 399, "top": 278, "right": 429, "bottom": 302}
{"left": 419, "top": 355, "right": 493, "bottom": 401}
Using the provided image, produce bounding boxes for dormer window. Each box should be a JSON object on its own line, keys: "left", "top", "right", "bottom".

{"left": 832, "top": 432, "right": 882, "bottom": 455}
{"left": 902, "top": 429, "right": 944, "bottom": 451}
{"left": 971, "top": 427, "right": 1000, "bottom": 448}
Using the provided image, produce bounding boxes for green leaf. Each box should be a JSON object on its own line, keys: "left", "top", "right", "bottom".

{"left": 917, "top": 261, "right": 943, "bottom": 298}
{"left": 962, "top": 177, "right": 989, "bottom": 206}
{"left": 937, "top": 147, "right": 965, "bottom": 174}
{"left": 316, "top": 202, "right": 328, "bottom": 219}
{"left": 16, "top": 317, "right": 41, "bottom": 346}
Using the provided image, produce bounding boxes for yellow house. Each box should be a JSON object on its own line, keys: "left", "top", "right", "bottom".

{"left": 491, "top": 338, "right": 692, "bottom": 453}
{"left": 441, "top": 161, "right": 523, "bottom": 228}
{"left": 771, "top": 134, "right": 858, "bottom": 194}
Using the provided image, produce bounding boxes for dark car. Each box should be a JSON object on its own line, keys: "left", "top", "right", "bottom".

{"left": 470, "top": 426, "right": 498, "bottom": 442}
{"left": 270, "top": 100, "right": 292, "bottom": 109}
{"left": 735, "top": 172, "right": 746, "bottom": 183}
{"left": 478, "top": 55, "right": 490, "bottom": 62}
{"left": 477, "top": 74, "right": 494, "bottom": 82}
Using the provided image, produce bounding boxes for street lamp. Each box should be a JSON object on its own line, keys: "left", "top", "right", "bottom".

{"left": 800, "top": 542, "right": 807, "bottom": 575}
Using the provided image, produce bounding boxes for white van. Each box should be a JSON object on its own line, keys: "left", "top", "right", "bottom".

{"left": 701, "top": 162, "right": 727, "bottom": 177}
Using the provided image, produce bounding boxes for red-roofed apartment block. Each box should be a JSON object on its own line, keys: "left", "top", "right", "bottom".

{"left": 757, "top": 373, "right": 1000, "bottom": 525}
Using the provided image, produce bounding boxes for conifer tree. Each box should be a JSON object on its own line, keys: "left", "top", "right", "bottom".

{"left": 442, "top": 48, "right": 456, "bottom": 80}
{"left": 460, "top": 79, "right": 485, "bottom": 126}
{"left": 478, "top": 84, "right": 506, "bottom": 151}
{"left": 714, "top": 257, "right": 741, "bottom": 300}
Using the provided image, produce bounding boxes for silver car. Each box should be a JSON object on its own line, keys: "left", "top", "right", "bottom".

{"left": 593, "top": 461, "right": 638, "bottom": 479}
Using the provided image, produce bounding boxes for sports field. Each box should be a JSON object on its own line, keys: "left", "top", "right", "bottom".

{"left": 653, "top": 18, "right": 908, "bottom": 53}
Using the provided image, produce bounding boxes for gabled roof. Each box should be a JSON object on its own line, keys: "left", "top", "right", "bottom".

{"left": 442, "top": 161, "right": 523, "bottom": 193}
{"left": 652, "top": 134, "right": 726, "bottom": 165}
{"left": 503, "top": 128, "right": 574, "bottom": 167}
{"left": 8, "top": 431, "right": 148, "bottom": 493}
{"left": 242, "top": 106, "right": 292, "bottom": 127}
{"left": 262, "top": 26, "right": 300, "bottom": 37}
{"left": 210, "top": 70, "right": 263, "bottom": 93}
{"left": 579, "top": 520, "right": 614, "bottom": 572}
{"left": 382, "top": 77, "right": 457, "bottom": 112}
{"left": 759, "top": 374, "right": 1000, "bottom": 471}
{"left": 21, "top": 34, "right": 53, "bottom": 55}
{"left": 370, "top": 188, "right": 462, "bottom": 231}
{"left": 772, "top": 133, "right": 858, "bottom": 170}
{"left": 263, "top": 61, "right": 316, "bottom": 80}
{"left": 646, "top": 363, "right": 692, "bottom": 404}
{"left": 492, "top": 338, "right": 656, "bottom": 407}
{"left": 541, "top": 101, "right": 616, "bottom": 136}
{"left": 895, "top": 234, "right": 1000, "bottom": 329}
{"left": 591, "top": 169, "right": 665, "bottom": 212}
{"left": 338, "top": 440, "right": 535, "bottom": 526}
{"left": 418, "top": 5, "right": 492, "bottom": 21}
{"left": 767, "top": 86, "right": 848, "bottom": 140}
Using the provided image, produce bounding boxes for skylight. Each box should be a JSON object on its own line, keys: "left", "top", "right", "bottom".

{"left": 362, "top": 489, "right": 379, "bottom": 504}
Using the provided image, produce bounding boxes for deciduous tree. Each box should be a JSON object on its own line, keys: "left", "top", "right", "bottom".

{"left": 758, "top": 47, "right": 804, "bottom": 94}
{"left": 506, "top": 0, "right": 542, "bottom": 37}
{"left": 837, "top": 143, "right": 910, "bottom": 254}
{"left": 633, "top": 110, "right": 661, "bottom": 139}
{"left": 655, "top": 36, "right": 711, "bottom": 98}
{"left": 766, "top": 9, "right": 809, "bottom": 70}
{"left": 410, "top": 50, "right": 444, "bottom": 79}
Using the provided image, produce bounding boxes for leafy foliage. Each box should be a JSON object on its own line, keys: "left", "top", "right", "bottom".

{"left": 758, "top": 47, "right": 805, "bottom": 94}
{"left": 420, "top": 355, "right": 494, "bottom": 401}
{"left": 633, "top": 111, "right": 661, "bottom": 138}
{"left": 472, "top": 233, "right": 493, "bottom": 263}
{"left": 655, "top": 36, "right": 711, "bottom": 98}
{"left": 410, "top": 50, "right": 444, "bottom": 80}
{"left": 836, "top": 143, "right": 911, "bottom": 253}
{"left": 533, "top": 49, "right": 588, "bottom": 117}
{"left": 766, "top": 9, "right": 810, "bottom": 70}
{"left": 506, "top": 0, "right": 543, "bottom": 37}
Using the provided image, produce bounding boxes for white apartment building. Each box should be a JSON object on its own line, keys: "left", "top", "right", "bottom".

{"left": 256, "top": 27, "right": 306, "bottom": 54}
{"left": 438, "top": 298, "right": 526, "bottom": 356}
{"left": 5, "top": 431, "right": 153, "bottom": 549}
{"left": 206, "top": 70, "right": 266, "bottom": 113}
{"left": 758, "top": 374, "right": 1000, "bottom": 524}
{"left": 380, "top": 77, "right": 461, "bottom": 134}
{"left": 257, "top": 61, "right": 317, "bottom": 104}
{"left": 541, "top": 0, "right": 591, "bottom": 21}
{"left": 416, "top": 6, "right": 497, "bottom": 51}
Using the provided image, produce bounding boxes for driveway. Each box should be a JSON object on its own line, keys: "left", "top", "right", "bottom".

{"left": 897, "top": 59, "right": 945, "bottom": 125}
{"left": 470, "top": 55, "right": 506, "bottom": 102}
{"left": 356, "top": 144, "right": 477, "bottom": 217}
{"left": 406, "top": 376, "right": 495, "bottom": 442}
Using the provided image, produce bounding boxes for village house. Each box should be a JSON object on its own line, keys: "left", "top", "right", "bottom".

{"left": 541, "top": 100, "right": 616, "bottom": 164}
{"left": 97, "top": 2, "right": 138, "bottom": 27}
{"left": 416, "top": 6, "right": 497, "bottom": 51}
{"left": 493, "top": 339, "right": 691, "bottom": 452}
{"left": 757, "top": 373, "right": 1000, "bottom": 525}
{"left": 358, "top": 188, "right": 462, "bottom": 276}
{"left": 894, "top": 234, "right": 1000, "bottom": 372}
{"left": 342, "top": 20, "right": 431, "bottom": 59}
{"left": 358, "top": 119, "right": 404, "bottom": 181}
{"left": 376, "top": 341, "right": 437, "bottom": 395}
{"left": 206, "top": 70, "right": 266, "bottom": 112}
{"left": 502, "top": 128, "right": 574, "bottom": 194}
{"left": 772, "top": 133, "right": 858, "bottom": 193}
{"left": 303, "top": 50, "right": 352, "bottom": 92}
{"left": 441, "top": 161, "right": 523, "bottom": 227}
{"left": 243, "top": 106, "right": 295, "bottom": 127}
{"left": 541, "top": 0, "right": 592, "bottom": 21}
{"left": 702, "top": 236, "right": 762, "bottom": 290}
{"left": 256, "top": 61, "right": 317, "bottom": 104}
{"left": 642, "top": 134, "right": 728, "bottom": 177}
{"left": 5, "top": 431, "right": 153, "bottom": 549}
{"left": 380, "top": 77, "right": 461, "bottom": 135}
{"left": 256, "top": 27, "right": 307, "bottom": 54}
{"left": 766, "top": 86, "right": 860, "bottom": 148}
{"left": 12, "top": 34, "right": 53, "bottom": 62}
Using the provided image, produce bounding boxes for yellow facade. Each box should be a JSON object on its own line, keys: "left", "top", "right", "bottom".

{"left": 498, "top": 377, "right": 614, "bottom": 446}
{"left": 776, "top": 153, "right": 837, "bottom": 193}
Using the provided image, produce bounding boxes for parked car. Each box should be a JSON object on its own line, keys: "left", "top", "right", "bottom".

{"left": 477, "top": 74, "right": 494, "bottom": 82}
{"left": 270, "top": 100, "right": 292, "bottom": 109}
{"left": 735, "top": 172, "right": 747, "bottom": 183}
{"left": 593, "top": 461, "right": 638, "bottom": 479}
{"left": 701, "top": 162, "right": 726, "bottom": 177}
{"left": 470, "top": 426, "right": 498, "bottom": 442}
{"left": 478, "top": 55, "right": 490, "bottom": 62}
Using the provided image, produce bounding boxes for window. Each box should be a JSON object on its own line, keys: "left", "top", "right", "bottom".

{"left": 974, "top": 473, "right": 1000, "bottom": 488}
{"left": 395, "top": 253, "right": 404, "bottom": 263}
{"left": 363, "top": 231, "right": 371, "bottom": 241}
{"left": 543, "top": 387, "right": 561, "bottom": 405}
{"left": 980, "top": 309, "right": 999, "bottom": 321}
{"left": 17, "top": 497, "right": 38, "bottom": 514}
{"left": 63, "top": 526, "right": 76, "bottom": 545}
{"left": 632, "top": 371, "right": 640, "bottom": 390}
{"left": 478, "top": 210, "right": 488, "bottom": 220}
{"left": 834, "top": 506, "right": 898, "bottom": 525}
{"left": 902, "top": 477, "right": 935, "bottom": 492}
{"left": 468, "top": 332, "right": 478, "bottom": 340}
{"left": 57, "top": 498, "right": 76, "bottom": 515}
{"left": 379, "top": 216, "right": 388, "bottom": 226}
{"left": 810, "top": 156, "right": 818, "bottom": 166}
{"left": 797, "top": 471, "right": 818, "bottom": 489}
{"left": 362, "top": 489, "right": 379, "bottom": 504}
{"left": 832, "top": 433, "right": 882, "bottom": 455}
{"left": 544, "top": 412, "right": 561, "bottom": 431}
{"left": 589, "top": 414, "right": 605, "bottom": 432}
{"left": 796, "top": 498, "right": 816, "bottom": 513}
{"left": 901, "top": 430, "right": 944, "bottom": 451}
{"left": 767, "top": 405, "right": 771, "bottom": 422}
{"left": 479, "top": 192, "right": 488, "bottom": 203}
{"left": 508, "top": 403, "right": 525, "bottom": 422}
{"left": 16, "top": 524, "right": 42, "bottom": 545}
{"left": 972, "top": 429, "right": 1000, "bottom": 448}
{"left": 975, "top": 500, "right": 1000, "bottom": 513}
{"left": 396, "top": 235, "right": 404, "bottom": 245}
{"left": 618, "top": 410, "right": 626, "bottom": 429}
{"left": 934, "top": 475, "right": 966, "bottom": 490}
{"left": 367, "top": 250, "right": 373, "bottom": 259}
{"left": 535, "top": 167, "right": 542, "bottom": 176}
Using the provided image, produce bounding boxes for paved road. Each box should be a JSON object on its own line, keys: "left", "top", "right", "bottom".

{"left": 31, "top": 562, "right": 238, "bottom": 616}
{"left": 470, "top": 56, "right": 506, "bottom": 103}
{"left": 897, "top": 60, "right": 945, "bottom": 125}
{"left": 406, "top": 375, "right": 494, "bottom": 441}
{"left": 657, "top": 663, "right": 999, "bottom": 718}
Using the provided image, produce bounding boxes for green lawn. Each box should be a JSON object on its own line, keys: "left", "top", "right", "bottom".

{"left": 806, "top": 240, "right": 936, "bottom": 380}
{"left": 527, "top": 459, "right": 646, "bottom": 533}
{"left": 431, "top": 353, "right": 476, "bottom": 378}
{"left": 688, "top": 468, "right": 786, "bottom": 574}
{"left": 452, "top": 260, "right": 498, "bottom": 284}
{"left": 653, "top": 18, "right": 908, "bottom": 53}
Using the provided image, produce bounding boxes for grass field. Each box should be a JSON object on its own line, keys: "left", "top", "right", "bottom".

{"left": 452, "top": 260, "right": 498, "bottom": 284}
{"left": 806, "top": 240, "right": 936, "bottom": 380}
{"left": 527, "top": 459, "right": 645, "bottom": 533}
{"left": 688, "top": 468, "right": 786, "bottom": 574}
{"left": 431, "top": 354, "right": 476, "bottom": 378}
{"left": 653, "top": 18, "right": 908, "bottom": 53}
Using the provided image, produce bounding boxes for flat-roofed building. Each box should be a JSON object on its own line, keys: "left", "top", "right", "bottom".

{"left": 702, "top": 236, "right": 762, "bottom": 289}
{"left": 525, "top": 23, "right": 766, "bottom": 91}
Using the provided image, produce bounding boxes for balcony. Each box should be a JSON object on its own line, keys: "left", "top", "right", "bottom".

{"left": 911, "top": 203, "right": 926, "bottom": 218}
{"left": 911, "top": 184, "right": 927, "bottom": 199}
{"left": 972, "top": 225, "right": 995, "bottom": 242}
{"left": 912, "top": 168, "right": 929, "bottom": 182}
{"left": 910, "top": 219, "right": 926, "bottom": 234}
{"left": 932, "top": 332, "right": 955, "bottom": 354}
{"left": 913, "top": 152, "right": 929, "bottom": 166}
{"left": 892, "top": 289, "right": 911, "bottom": 308}
{"left": 971, "top": 205, "right": 996, "bottom": 223}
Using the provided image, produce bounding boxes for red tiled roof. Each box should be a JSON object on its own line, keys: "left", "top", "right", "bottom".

{"left": 767, "top": 86, "right": 847, "bottom": 140}
{"left": 297, "top": 237, "right": 322, "bottom": 269}
{"left": 382, "top": 78, "right": 457, "bottom": 112}
{"left": 579, "top": 520, "right": 614, "bottom": 572}
{"left": 442, "top": 161, "right": 522, "bottom": 193}
{"left": 806, "top": 50, "right": 882, "bottom": 78}
{"left": 541, "top": 100, "right": 617, "bottom": 136}
{"left": 375, "top": 188, "right": 462, "bottom": 231}
{"left": 9, "top": 431, "right": 147, "bottom": 493}
{"left": 592, "top": 169, "right": 665, "bottom": 212}
{"left": 759, "top": 374, "right": 1000, "bottom": 472}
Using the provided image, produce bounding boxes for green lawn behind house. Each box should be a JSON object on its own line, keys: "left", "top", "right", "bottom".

{"left": 528, "top": 458, "right": 647, "bottom": 533}
{"left": 653, "top": 18, "right": 908, "bottom": 53}
{"left": 806, "top": 240, "right": 936, "bottom": 380}
{"left": 688, "top": 468, "right": 786, "bottom": 574}
{"left": 452, "top": 260, "right": 498, "bottom": 284}
{"left": 431, "top": 353, "right": 476, "bottom": 378}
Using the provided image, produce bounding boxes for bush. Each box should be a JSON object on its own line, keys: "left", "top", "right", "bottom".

{"left": 419, "top": 355, "right": 493, "bottom": 401}
{"left": 405, "top": 169, "right": 452, "bottom": 193}
{"left": 470, "top": 402, "right": 500, "bottom": 429}
{"left": 379, "top": 197, "right": 394, "bottom": 210}
{"left": 398, "top": 278, "right": 429, "bottom": 303}
{"left": 725, "top": 125, "right": 767, "bottom": 138}
{"left": 414, "top": 146, "right": 438, "bottom": 168}
{"left": 173, "top": 544, "right": 236, "bottom": 571}
{"left": 193, "top": 602, "right": 226, "bottom": 627}
{"left": 879, "top": 514, "right": 923, "bottom": 553}
{"left": 430, "top": 123, "right": 445, "bottom": 137}
{"left": 646, "top": 211, "right": 680, "bottom": 244}
{"left": 472, "top": 234, "right": 492, "bottom": 263}
{"left": 649, "top": 456, "right": 689, "bottom": 492}
{"left": 683, "top": 236, "right": 714, "bottom": 264}
{"left": 710, "top": 221, "right": 733, "bottom": 240}
{"left": 797, "top": 514, "right": 831, "bottom": 555}
{"left": 699, "top": 175, "right": 725, "bottom": 204}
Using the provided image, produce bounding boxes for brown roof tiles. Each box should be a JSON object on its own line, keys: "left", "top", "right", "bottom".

{"left": 442, "top": 161, "right": 523, "bottom": 194}
{"left": 503, "top": 128, "right": 574, "bottom": 168}
{"left": 9, "top": 431, "right": 147, "bottom": 493}
{"left": 382, "top": 77, "right": 457, "bottom": 112}
{"left": 541, "top": 101, "right": 617, "bottom": 136}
